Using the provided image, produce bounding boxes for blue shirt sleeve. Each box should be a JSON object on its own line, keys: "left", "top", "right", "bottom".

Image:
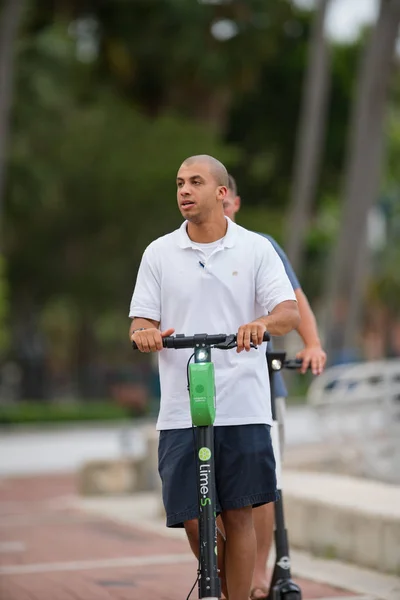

{"left": 256, "top": 233, "right": 301, "bottom": 291}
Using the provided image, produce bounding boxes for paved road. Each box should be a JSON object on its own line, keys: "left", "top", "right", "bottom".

{"left": 0, "top": 406, "right": 323, "bottom": 476}
{"left": 0, "top": 473, "right": 368, "bottom": 600}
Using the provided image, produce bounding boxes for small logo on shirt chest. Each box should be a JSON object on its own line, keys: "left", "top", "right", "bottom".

{"left": 232, "top": 271, "right": 238, "bottom": 276}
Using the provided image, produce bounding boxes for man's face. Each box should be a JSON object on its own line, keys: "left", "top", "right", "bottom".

{"left": 176, "top": 162, "right": 226, "bottom": 223}
{"left": 223, "top": 189, "right": 240, "bottom": 221}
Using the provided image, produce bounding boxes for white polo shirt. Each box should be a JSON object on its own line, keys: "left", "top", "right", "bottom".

{"left": 129, "top": 218, "right": 296, "bottom": 430}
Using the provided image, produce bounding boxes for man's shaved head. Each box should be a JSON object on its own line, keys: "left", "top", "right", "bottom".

{"left": 181, "top": 155, "right": 228, "bottom": 187}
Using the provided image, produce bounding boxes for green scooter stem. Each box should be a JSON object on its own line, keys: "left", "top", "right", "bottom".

{"left": 192, "top": 346, "right": 220, "bottom": 600}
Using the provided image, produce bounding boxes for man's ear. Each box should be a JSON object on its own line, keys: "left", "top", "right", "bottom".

{"left": 218, "top": 186, "right": 228, "bottom": 199}
{"left": 235, "top": 195, "right": 241, "bottom": 211}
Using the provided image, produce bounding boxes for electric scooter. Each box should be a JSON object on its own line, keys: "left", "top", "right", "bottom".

{"left": 132, "top": 331, "right": 270, "bottom": 600}
{"left": 266, "top": 352, "right": 304, "bottom": 600}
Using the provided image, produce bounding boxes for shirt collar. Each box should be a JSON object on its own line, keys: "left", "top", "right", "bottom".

{"left": 177, "top": 216, "right": 237, "bottom": 249}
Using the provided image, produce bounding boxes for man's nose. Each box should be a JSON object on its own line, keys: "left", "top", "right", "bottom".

{"left": 180, "top": 184, "right": 190, "bottom": 195}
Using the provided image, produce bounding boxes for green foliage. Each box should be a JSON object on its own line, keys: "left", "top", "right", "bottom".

{"left": 235, "top": 206, "right": 285, "bottom": 242}
{"left": 2, "top": 0, "right": 400, "bottom": 393}
{"left": 300, "top": 195, "right": 341, "bottom": 297}
{"left": 0, "top": 401, "right": 132, "bottom": 425}
{"left": 224, "top": 7, "right": 364, "bottom": 210}
{"left": 30, "top": 0, "right": 357, "bottom": 210}
{"left": 0, "top": 257, "right": 9, "bottom": 353}
{"left": 6, "top": 22, "right": 239, "bottom": 318}
{"left": 384, "top": 107, "right": 400, "bottom": 189}
{"left": 368, "top": 194, "right": 400, "bottom": 317}
{"left": 366, "top": 109, "right": 400, "bottom": 317}
{"left": 6, "top": 3, "right": 366, "bottom": 315}
{"left": 96, "top": 0, "right": 296, "bottom": 114}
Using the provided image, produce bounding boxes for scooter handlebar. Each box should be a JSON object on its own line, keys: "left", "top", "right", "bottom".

{"left": 132, "top": 331, "right": 270, "bottom": 350}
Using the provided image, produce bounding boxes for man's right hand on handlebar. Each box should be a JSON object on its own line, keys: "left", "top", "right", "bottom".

{"left": 236, "top": 320, "right": 267, "bottom": 353}
{"left": 130, "top": 327, "right": 175, "bottom": 352}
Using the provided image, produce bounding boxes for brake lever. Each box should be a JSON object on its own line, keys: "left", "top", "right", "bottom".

{"left": 214, "top": 335, "right": 236, "bottom": 350}
{"left": 214, "top": 335, "right": 258, "bottom": 351}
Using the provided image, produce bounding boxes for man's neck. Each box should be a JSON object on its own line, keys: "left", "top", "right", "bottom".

{"left": 187, "top": 216, "right": 228, "bottom": 243}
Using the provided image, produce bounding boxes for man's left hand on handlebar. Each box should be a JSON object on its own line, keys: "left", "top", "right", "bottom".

{"left": 236, "top": 320, "right": 267, "bottom": 353}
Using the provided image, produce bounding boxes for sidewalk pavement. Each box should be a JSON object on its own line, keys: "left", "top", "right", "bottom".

{"left": 0, "top": 473, "right": 396, "bottom": 600}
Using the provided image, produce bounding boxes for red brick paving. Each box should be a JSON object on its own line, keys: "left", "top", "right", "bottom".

{"left": 0, "top": 474, "right": 357, "bottom": 600}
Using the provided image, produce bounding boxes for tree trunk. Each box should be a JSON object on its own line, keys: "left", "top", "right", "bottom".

{"left": 75, "top": 312, "right": 98, "bottom": 399}
{"left": 0, "top": 0, "right": 24, "bottom": 246}
{"left": 284, "top": 0, "right": 331, "bottom": 274}
{"left": 324, "top": 0, "right": 400, "bottom": 362}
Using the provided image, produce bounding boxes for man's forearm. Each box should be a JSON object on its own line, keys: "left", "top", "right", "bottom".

{"left": 257, "top": 300, "right": 300, "bottom": 336}
{"left": 294, "top": 288, "right": 322, "bottom": 347}
{"left": 129, "top": 317, "right": 159, "bottom": 339}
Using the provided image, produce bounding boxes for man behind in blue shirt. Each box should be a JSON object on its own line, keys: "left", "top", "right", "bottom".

{"left": 223, "top": 174, "right": 326, "bottom": 600}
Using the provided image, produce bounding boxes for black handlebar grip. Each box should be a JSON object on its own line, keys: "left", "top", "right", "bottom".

{"left": 283, "top": 358, "right": 304, "bottom": 369}
{"left": 163, "top": 335, "right": 180, "bottom": 348}
{"left": 131, "top": 335, "right": 177, "bottom": 350}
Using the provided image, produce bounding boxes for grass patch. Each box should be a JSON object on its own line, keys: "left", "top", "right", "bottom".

{"left": 0, "top": 401, "right": 134, "bottom": 425}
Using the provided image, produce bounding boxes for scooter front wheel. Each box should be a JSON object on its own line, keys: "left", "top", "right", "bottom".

{"left": 270, "top": 581, "right": 302, "bottom": 600}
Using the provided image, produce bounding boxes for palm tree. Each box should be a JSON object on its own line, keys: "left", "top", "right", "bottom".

{"left": 0, "top": 0, "right": 24, "bottom": 246}
{"left": 324, "top": 0, "right": 400, "bottom": 362}
{"left": 285, "top": 0, "right": 331, "bottom": 274}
